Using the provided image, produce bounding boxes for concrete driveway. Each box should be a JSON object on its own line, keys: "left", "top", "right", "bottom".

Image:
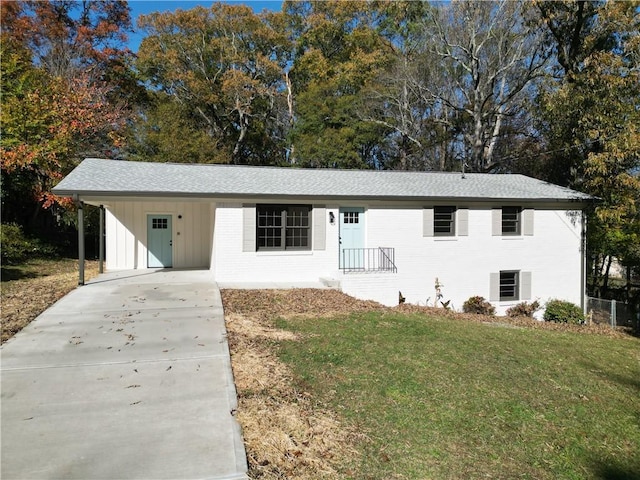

{"left": 1, "top": 269, "right": 248, "bottom": 480}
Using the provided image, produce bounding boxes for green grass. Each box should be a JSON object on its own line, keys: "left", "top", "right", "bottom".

{"left": 276, "top": 312, "right": 640, "bottom": 479}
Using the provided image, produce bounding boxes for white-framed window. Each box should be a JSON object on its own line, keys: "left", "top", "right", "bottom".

{"left": 256, "top": 204, "right": 311, "bottom": 251}
{"left": 502, "top": 207, "right": 521, "bottom": 235}
{"left": 151, "top": 218, "right": 168, "bottom": 229}
{"left": 343, "top": 211, "right": 360, "bottom": 224}
{"left": 492, "top": 207, "right": 534, "bottom": 236}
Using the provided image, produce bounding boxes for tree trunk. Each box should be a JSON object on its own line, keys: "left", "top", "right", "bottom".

{"left": 626, "top": 265, "right": 631, "bottom": 302}
{"left": 602, "top": 255, "right": 613, "bottom": 295}
{"left": 484, "top": 77, "right": 507, "bottom": 170}
{"left": 285, "top": 71, "right": 296, "bottom": 164}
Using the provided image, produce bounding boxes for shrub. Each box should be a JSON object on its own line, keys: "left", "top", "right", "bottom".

{"left": 462, "top": 296, "right": 495, "bottom": 316}
{"left": 1, "top": 223, "right": 59, "bottom": 265}
{"left": 506, "top": 300, "right": 541, "bottom": 318}
{"left": 543, "top": 299, "right": 585, "bottom": 325}
{"left": 1, "top": 223, "right": 31, "bottom": 265}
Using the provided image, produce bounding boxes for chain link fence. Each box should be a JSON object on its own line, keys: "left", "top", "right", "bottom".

{"left": 586, "top": 297, "right": 639, "bottom": 331}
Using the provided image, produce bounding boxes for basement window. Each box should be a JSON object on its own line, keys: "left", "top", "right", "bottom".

{"left": 499, "top": 270, "right": 519, "bottom": 301}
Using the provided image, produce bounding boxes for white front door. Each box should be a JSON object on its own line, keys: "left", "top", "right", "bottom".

{"left": 339, "top": 207, "right": 365, "bottom": 269}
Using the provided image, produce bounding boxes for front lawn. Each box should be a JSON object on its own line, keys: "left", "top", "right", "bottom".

{"left": 276, "top": 311, "right": 640, "bottom": 479}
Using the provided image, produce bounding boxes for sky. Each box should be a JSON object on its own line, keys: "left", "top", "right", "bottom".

{"left": 128, "top": 1, "right": 283, "bottom": 52}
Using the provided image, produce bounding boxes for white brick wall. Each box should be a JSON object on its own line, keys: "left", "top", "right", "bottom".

{"left": 340, "top": 205, "right": 584, "bottom": 314}
{"left": 212, "top": 202, "right": 584, "bottom": 314}
{"left": 213, "top": 203, "right": 341, "bottom": 282}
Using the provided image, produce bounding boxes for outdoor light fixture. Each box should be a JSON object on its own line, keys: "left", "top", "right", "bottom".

{"left": 329, "top": 212, "right": 335, "bottom": 224}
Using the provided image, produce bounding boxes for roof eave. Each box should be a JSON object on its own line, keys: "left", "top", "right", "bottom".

{"left": 52, "top": 189, "right": 594, "bottom": 206}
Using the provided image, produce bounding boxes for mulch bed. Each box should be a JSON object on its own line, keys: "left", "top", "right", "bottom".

{"left": 222, "top": 288, "right": 635, "bottom": 339}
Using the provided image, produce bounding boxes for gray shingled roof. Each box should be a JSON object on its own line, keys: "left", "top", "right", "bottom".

{"left": 53, "top": 158, "right": 593, "bottom": 203}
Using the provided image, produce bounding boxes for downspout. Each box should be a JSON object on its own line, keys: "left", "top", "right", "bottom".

{"left": 74, "top": 195, "right": 85, "bottom": 286}
{"left": 99, "top": 205, "right": 104, "bottom": 274}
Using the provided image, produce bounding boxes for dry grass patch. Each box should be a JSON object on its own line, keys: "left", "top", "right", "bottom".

{"left": 222, "top": 289, "right": 380, "bottom": 479}
{"left": 1, "top": 259, "right": 99, "bottom": 343}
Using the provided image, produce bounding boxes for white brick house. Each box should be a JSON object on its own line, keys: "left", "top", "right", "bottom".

{"left": 53, "top": 158, "right": 592, "bottom": 315}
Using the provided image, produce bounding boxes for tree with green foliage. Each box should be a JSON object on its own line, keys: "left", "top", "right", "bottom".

{"left": 126, "top": 93, "right": 225, "bottom": 164}
{"left": 534, "top": 0, "right": 640, "bottom": 295}
{"left": 135, "top": 3, "right": 290, "bottom": 165}
{"left": 284, "top": 0, "right": 392, "bottom": 168}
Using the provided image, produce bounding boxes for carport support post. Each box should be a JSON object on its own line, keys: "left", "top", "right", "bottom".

{"left": 99, "top": 205, "right": 104, "bottom": 274}
{"left": 77, "top": 198, "right": 85, "bottom": 285}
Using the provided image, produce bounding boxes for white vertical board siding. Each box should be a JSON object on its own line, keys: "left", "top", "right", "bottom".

{"left": 105, "top": 208, "right": 125, "bottom": 269}
{"left": 106, "top": 203, "right": 141, "bottom": 269}
{"left": 171, "top": 201, "right": 211, "bottom": 268}
{"left": 209, "top": 203, "right": 217, "bottom": 270}
{"left": 104, "top": 200, "right": 212, "bottom": 270}
{"left": 213, "top": 203, "right": 338, "bottom": 283}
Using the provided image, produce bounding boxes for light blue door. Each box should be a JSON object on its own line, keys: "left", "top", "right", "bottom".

{"left": 147, "top": 214, "right": 172, "bottom": 268}
{"left": 339, "top": 207, "right": 365, "bottom": 269}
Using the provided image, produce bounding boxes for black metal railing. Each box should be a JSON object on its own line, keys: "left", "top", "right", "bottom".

{"left": 341, "top": 247, "right": 397, "bottom": 273}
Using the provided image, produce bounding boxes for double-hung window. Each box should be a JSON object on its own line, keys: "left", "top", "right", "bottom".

{"left": 424, "top": 206, "right": 467, "bottom": 237}
{"left": 502, "top": 206, "right": 521, "bottom": 235}
{"left": 499, "top": 271, "right": 519, "bottom": 301}
{"left": 490, "top": 270, "right": 531, "bottom": 302}
{"left": 434, "top": 206, "right": 456, "bottom": 236}
{"left": 257, "top": 204, "right": 311, "bottom": 250}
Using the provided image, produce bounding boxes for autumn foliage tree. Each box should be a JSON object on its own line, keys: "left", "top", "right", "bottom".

{"left": 3, "top": 0, "right": 132, "bottom": 82}
{"left": 1, "top": 1, "right": 132, "bottom": 239}
{"left": 134, "top": 4, "right": 290, "bottom": 165}
{"left": 534, "top": 0, "right": 640, "bottom": 295}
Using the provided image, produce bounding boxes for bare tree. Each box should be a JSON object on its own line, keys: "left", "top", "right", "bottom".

{"left": 361, "top": 1, "right": 458, "bottom": 171}
{"left": 423, "top": 0, "right": 550, "bottom": 172}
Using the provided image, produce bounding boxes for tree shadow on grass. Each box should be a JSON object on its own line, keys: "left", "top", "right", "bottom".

{"left": 591, "top": 459, "right": 640, "bottom": 480}
{"left": 580, "top": 361, "right": 640, "bottom": 392}
{"left": 0, "top": 266, "right": 42, "bottom": 282}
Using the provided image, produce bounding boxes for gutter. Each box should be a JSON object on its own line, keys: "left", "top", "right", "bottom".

{"left": 51, "top": 189, "right": 594, "bottom": 206}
